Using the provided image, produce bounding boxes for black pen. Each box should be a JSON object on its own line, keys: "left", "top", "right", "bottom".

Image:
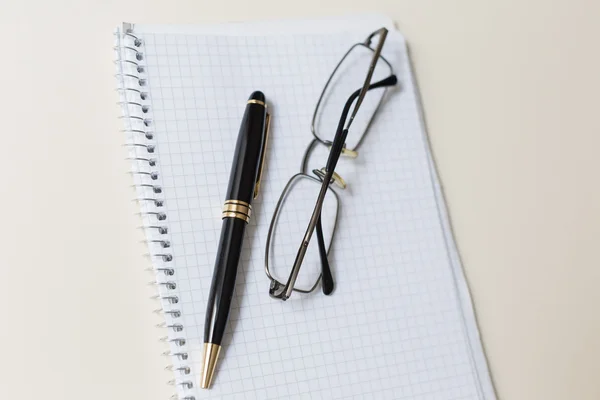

{"left": 200, "top": 91, "right": 270, "bottom": 389}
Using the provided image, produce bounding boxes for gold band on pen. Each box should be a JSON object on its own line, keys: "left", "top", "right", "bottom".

{"left": 222, "top": 200, "right": 252, "bottom": 223}
{"left": 223, "top": 199, "right": 252, "bottom": 208}
{"left": 247, "top": 99, "right": 267, "bottom": 108}
{"left": 223, "top": 203, "right": 252, "bottom": 217}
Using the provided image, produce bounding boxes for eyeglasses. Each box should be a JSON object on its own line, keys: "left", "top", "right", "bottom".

{"left": 265, "top": 28, "right": 398, "bottom": 300}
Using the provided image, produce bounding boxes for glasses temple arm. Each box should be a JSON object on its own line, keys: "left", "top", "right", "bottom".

{"left": 316, "top": 213, "right": 334, "bottom": 295}
{"left": 346, "top": 28, "right": 389, "bottom": 130}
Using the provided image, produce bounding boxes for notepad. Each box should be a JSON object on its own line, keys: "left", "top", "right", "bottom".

{"left": 115, "top": 15, "right": 496, "bottom": 400}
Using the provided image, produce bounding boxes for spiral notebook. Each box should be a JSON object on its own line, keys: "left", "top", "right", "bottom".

{"left": 114, "top": 15, "right": 496, "bottom": 400}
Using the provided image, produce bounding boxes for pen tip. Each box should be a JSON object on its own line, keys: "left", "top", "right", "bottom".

{"left": 249, "top": 91, "right": 265, "bottom": 102}
{"left": 200, "top": 343, "right": 221, "bottom": 389}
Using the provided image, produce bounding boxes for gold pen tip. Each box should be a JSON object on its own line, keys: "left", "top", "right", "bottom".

{"left": 200, "top": 343, "right": 221, "bottom": 389}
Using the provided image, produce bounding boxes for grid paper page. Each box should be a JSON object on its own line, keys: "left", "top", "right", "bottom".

{"left": 125, "top": 23, "right": 495, "bottom": 400}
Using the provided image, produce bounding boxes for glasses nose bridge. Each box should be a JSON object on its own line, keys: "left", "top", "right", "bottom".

{"left": 300, "top": 138, "right": 357, "bottom": 178}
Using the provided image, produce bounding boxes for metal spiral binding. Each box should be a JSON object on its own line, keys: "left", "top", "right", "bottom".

{"left": 115, "top": 23, "right": 194, "bottom": 400}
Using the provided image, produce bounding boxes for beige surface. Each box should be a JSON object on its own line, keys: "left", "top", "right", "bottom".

{"left": 1, "top": 1, "right": 599, "bottom": 399}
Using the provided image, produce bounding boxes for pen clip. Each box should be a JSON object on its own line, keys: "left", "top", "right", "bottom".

{"left": 254, "top": 112, "right": 271, "bottom": 199}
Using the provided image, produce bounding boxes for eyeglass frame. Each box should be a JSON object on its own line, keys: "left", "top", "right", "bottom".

{"left": 265, "top": 27, "right": 398, "bottom": 301}
{"left": 311, "top": 32, "right": 394, "bottom": 155}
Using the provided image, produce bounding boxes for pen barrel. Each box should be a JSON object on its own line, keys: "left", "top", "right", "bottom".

{"left": 204, "top": 92, "right": 267, "bottom": 346}
{"left": 204, "top": 217, "right": 247, "bottom": 345}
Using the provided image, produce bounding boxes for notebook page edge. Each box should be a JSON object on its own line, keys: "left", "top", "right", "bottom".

{"left": 399, "top": 32, "right": 498, "bottom": 399}
{"left": 127, "top": 13, "right": 395, "bottom": 36}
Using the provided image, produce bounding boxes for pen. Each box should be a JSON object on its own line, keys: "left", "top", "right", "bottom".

{"left": 200, "top": 91, "right": 270, "bottom": 389}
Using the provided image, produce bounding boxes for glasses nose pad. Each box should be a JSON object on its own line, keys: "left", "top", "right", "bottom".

{"left": 313, "top": 168, "right": 347, "bottom": 189}
{"left": 327, "top": 144, "right": 358, "bottom": 158}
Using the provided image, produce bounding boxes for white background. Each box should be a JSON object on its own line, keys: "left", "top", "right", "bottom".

{"left": 1, "top": 1, "right": 599, "bottom": 399}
